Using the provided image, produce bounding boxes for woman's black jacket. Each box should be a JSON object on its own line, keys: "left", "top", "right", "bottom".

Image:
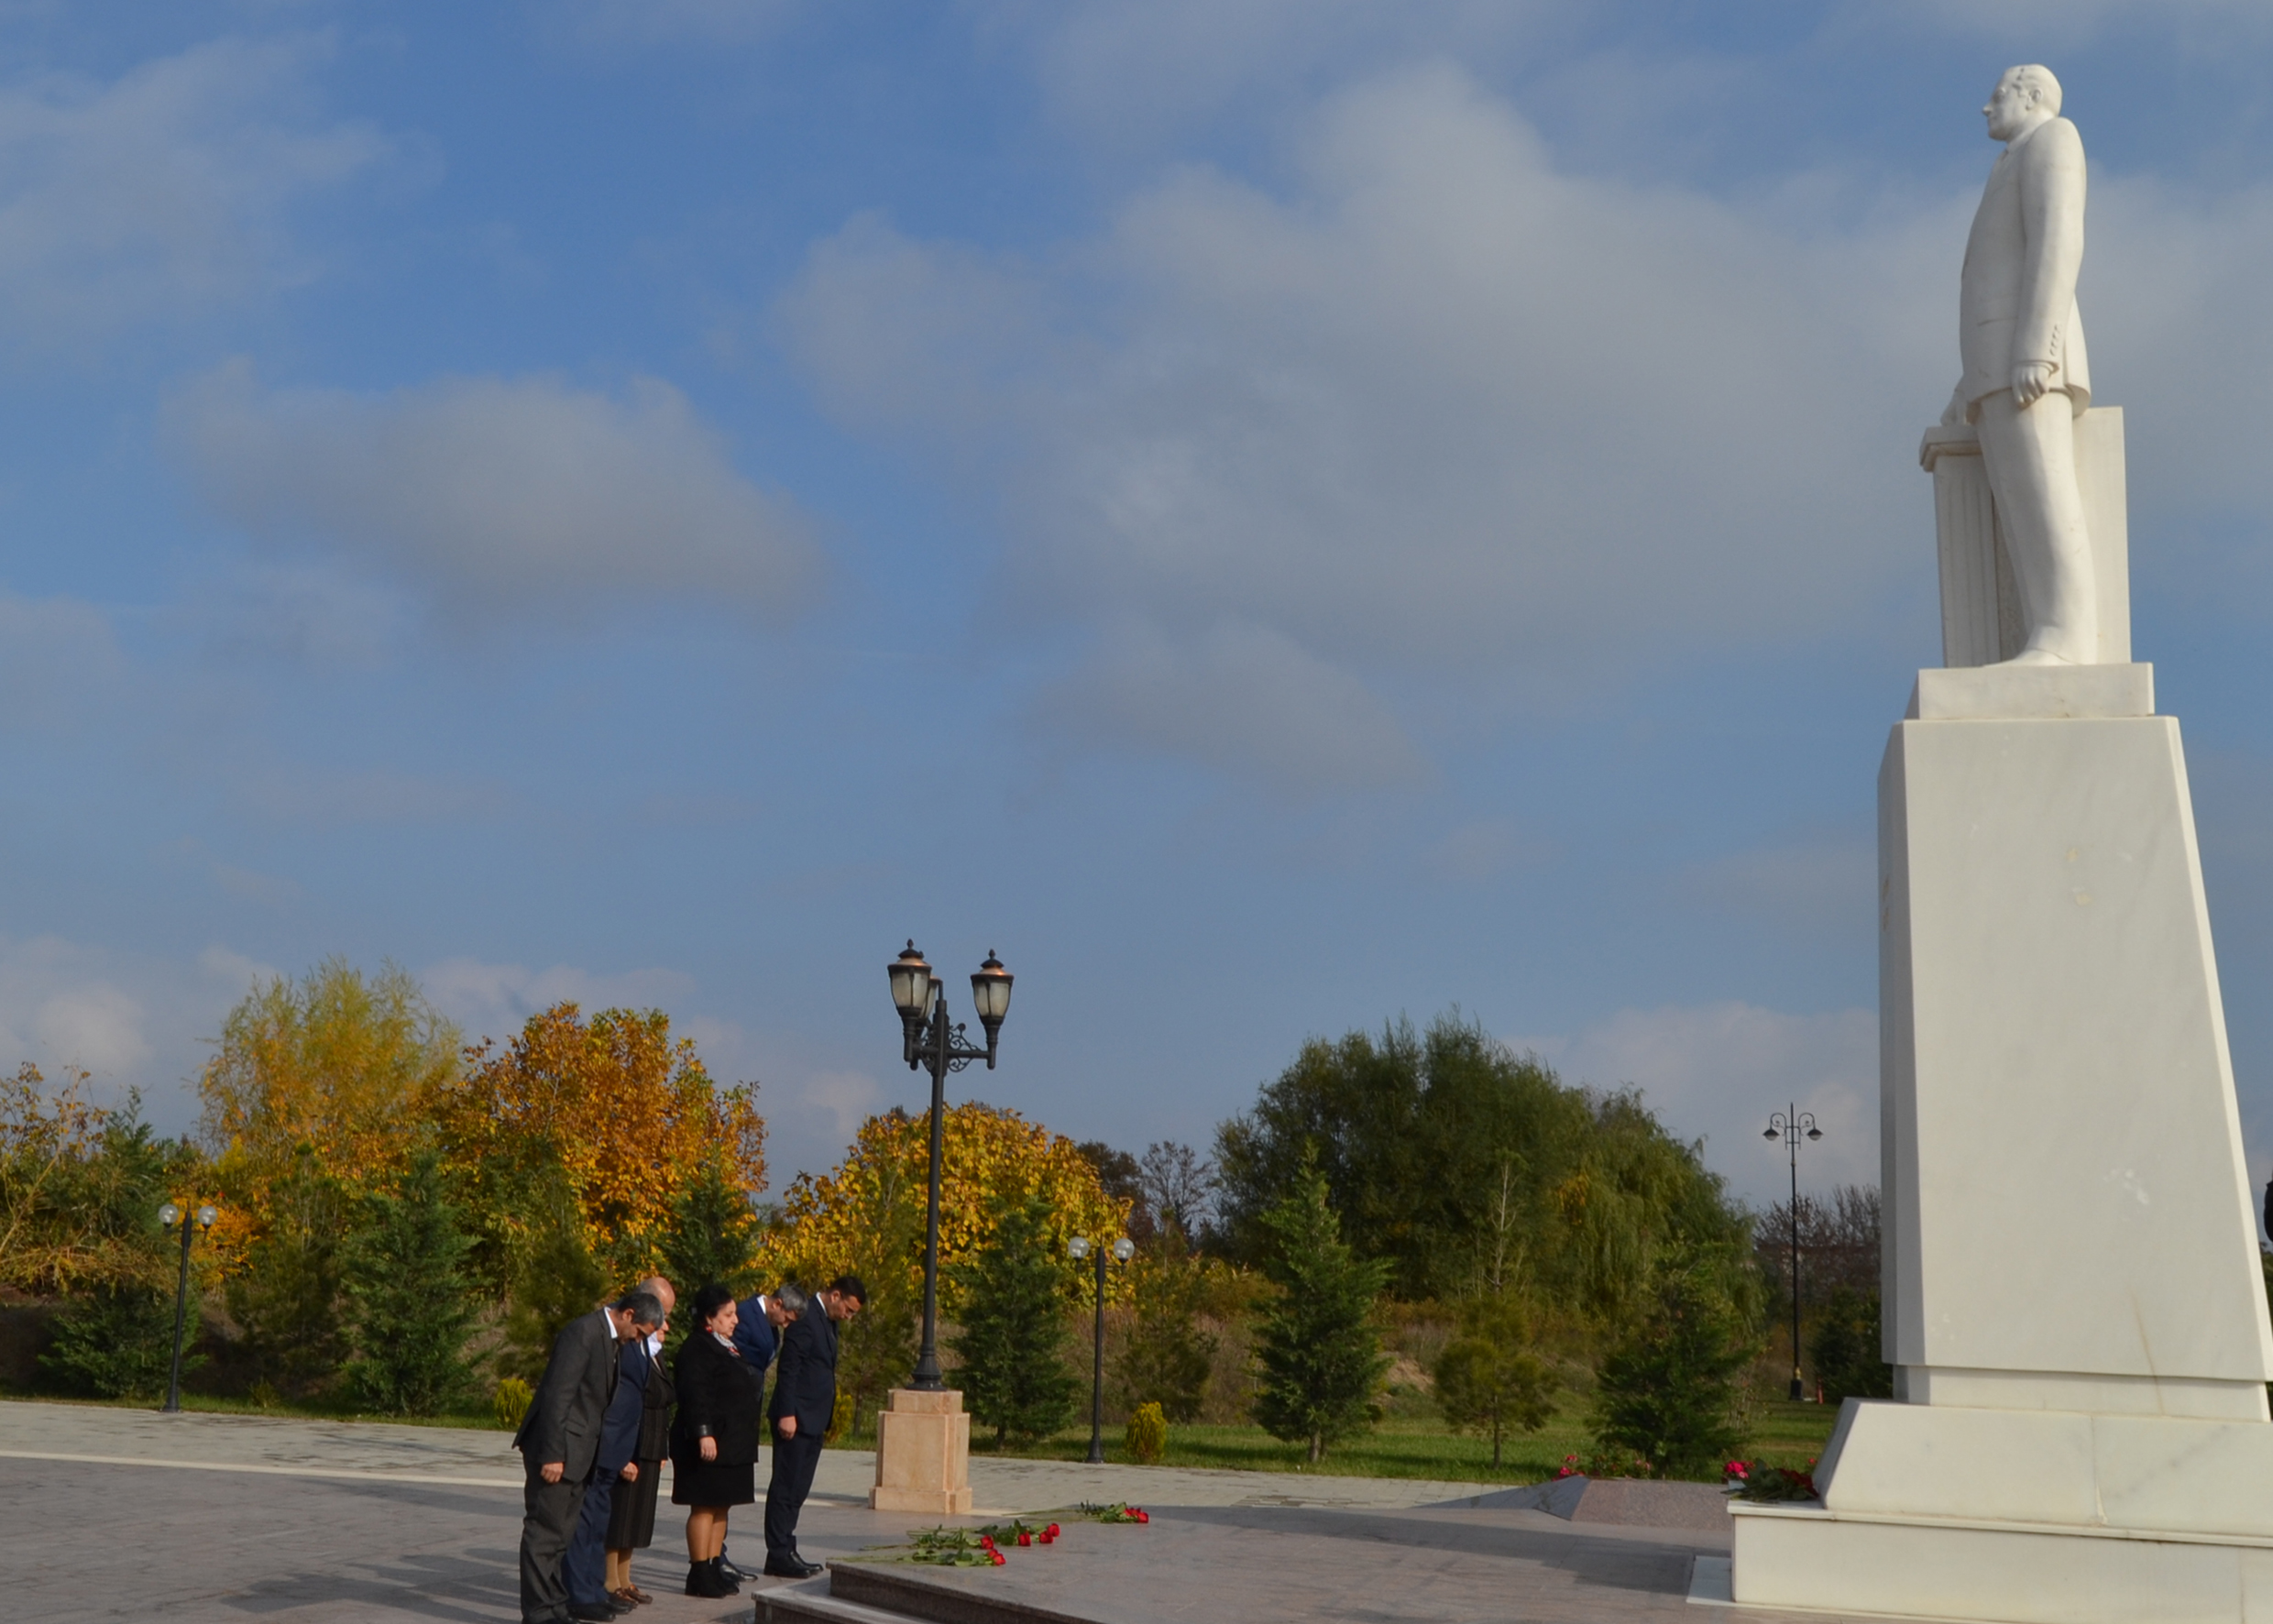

{"left": 670, "top": 1329, "right": 762, "bottom": 1465}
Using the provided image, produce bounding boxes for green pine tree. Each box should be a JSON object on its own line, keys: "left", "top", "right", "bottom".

{"left": 40, "top": 1284, "right": 188, "bottom": 1399}
{"left": 226, "top": 1148, "right": 347, "bottom": 1397}
{"left": 1251, "top": 1162, "right": 1391, "bottom": 1463}
{"left": 950, "top": 1192, "right": 1081, "bottom": 1443}
{"left": 1433, "top": 1291, "right": 1554, "bottom": 1468}
{"left": 1590, "top": 1248, "right": 1757, "bottom": 1479}
{"left": 1111, "top": 1219, "right": 1217, "bottom": 1423}
{"left": 340, "top": 1150, "right": 480, "bottom": 1416}
{"left": 660, "top": 1157, "right": 764, "bottom": 1301}
{"left": 499, "top": 1182, "right": 610, "bottom": 1384}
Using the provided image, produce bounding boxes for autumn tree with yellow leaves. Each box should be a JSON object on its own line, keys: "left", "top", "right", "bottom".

{"left": 430, "top": 1002, "right": 766, "bottom": 1293}
{"left": 759, "top": 1101, "right": 1127, "bottom": 1433}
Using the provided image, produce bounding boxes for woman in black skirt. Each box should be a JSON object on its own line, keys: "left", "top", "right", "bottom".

{"left": 604, "top": 1309, "right": 675, "bottom": 1604}
{"left": 671, "top": 1283, "right": 762, "bottom": 1598}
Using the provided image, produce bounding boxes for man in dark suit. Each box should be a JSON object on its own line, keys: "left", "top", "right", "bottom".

{"left": 762, "top": 1275, "right": 864, "bottom": 1578}
{"left": 720, "top": 1283, "right": 802, "bottom": 1583}
{"left": 515, "top": 1290, "right": 664, "bottom": 1624}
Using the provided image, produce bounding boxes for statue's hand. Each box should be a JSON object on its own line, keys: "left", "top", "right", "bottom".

{"left": 2011, "top": 360, "right": 2058, "bottom": 408}
{"left": 1938, "top": 385, "right": 1968, "bottom": 428}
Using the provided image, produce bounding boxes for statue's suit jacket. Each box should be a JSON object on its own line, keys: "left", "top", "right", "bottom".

{"left": 1959, "top": 115, "right": 2091, "bottom": 418}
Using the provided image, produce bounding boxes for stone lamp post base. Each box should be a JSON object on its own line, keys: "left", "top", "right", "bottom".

{"left": 869, "top": 1387, "right": 973, "bottom": 1515}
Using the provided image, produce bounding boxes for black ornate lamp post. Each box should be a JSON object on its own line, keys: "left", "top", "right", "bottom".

{"left": 1067, "top": 1233, "right": 1135, "bottom": 1464}
{"left": 1763, "top": 1106, "right": 1823, "bottom": 1401}
{"left": 159, "top": 1201, "right": 218, "bottom": 1414}
{"left": 888, "top": 942, "right": 1014, "bottom": 1391}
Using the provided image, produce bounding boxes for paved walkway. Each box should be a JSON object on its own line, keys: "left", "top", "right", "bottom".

{"left": 0, "top": 1399, "right": 1903, "bottom": 1624}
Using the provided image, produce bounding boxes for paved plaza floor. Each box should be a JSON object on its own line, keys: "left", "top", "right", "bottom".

{"left": 0, "top": 1399, "right": 1898, "bottom": 1624}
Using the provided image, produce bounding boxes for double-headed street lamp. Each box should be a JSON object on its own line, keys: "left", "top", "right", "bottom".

{"left": 1068, "top": 1233, "right": 1136, "bottom": 1464}
{"left": 888, "top": 942, "right": 1014, "bottom": 1391}
{"left": 159, "top": 1201, "right": 218, "bottom": 1415}
{"left": 1764, "top": 1105, "right": 1823, "bottom": 1401}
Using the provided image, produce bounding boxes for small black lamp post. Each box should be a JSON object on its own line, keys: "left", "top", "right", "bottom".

{"left": 1763, "top": 1106, "right": 1823, "bottom": 1401}
{"left": 887, "top": 942, "right": 1014, "bottom": 1390}
{"left": 1067, "top": 1233, "right": 1136, "bottom": 1464}
{"left": 159, "top": 1201, "right": 218, "bottom": 1414}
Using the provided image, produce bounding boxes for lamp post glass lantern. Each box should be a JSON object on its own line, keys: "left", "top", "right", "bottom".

{"left": 159, "top": 1201, "right": 218, "bottom": 1414}
{"left": 1764, "top": 1105, "right": 1823, "bottom": 1401}
{"left": 1070, "top": 1234, "right": 1136, "bottom": 1464}
{"left": 887, "top": 940, "right": 1014, "bottom": 1390}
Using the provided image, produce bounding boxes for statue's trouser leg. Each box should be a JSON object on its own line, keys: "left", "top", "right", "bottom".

{"left": 1976, "top": 389, "right": 2098, "bottom": 664}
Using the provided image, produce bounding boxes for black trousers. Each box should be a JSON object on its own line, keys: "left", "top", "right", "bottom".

{"left": 519, "top": 1468, "right": 588, "bottom": 1623}
{"left": 763, "top": 1430, "right": 824, "bottom": 1559}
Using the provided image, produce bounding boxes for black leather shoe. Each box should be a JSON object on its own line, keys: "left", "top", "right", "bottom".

{"left": 761, "top": 1554, "right": 818, "bottom": 1578}
{"left": 567, "top": 1605, "right": 622, "bottom": 1622}
{"left": 715, "top": 1553, "right": 753, "bottom": 1582}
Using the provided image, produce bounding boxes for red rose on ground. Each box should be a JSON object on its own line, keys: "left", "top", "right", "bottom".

{"left": 979, "top": 1536, "right": 994, "bottom": 1549}
{"left": 1134, "top": 1509, "right": 1149, "bottom": 1523}
{"left": 1046, "top": 1523, "right": 1060, "bottom": 1537}
{"left": 1017, "top": 1532, "right": 1031, "bottom": 1547}
{"left": 990, "top": 1551, "right": 1006, "bottom": 1566}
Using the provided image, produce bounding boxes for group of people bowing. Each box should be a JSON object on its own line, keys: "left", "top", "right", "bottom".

{"left": 511, "top": 1270, "right": 868, "bottom": 1623}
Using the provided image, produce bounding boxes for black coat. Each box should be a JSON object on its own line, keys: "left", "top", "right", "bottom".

{"left": 514, "top": 1309, "right": 620, "bottom": 1478}
{"left": 766, "top": 1300, "right": 839, "bottom": 1435}
{"left": 672, "top": 1330, "right": 762, "bottom": 1465}
{"left": 631, "top": 1335, "right": 675, "bottom": 1462}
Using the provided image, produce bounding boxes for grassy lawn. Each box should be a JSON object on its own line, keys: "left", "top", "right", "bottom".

{"left": 959, "top": 1391, "right": 1840, "bottom": 1485}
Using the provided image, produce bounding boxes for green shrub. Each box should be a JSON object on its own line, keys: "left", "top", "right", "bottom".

{"left": 1433, "top": 1292, "right": 1554, "bottom": 1468}
{"left": 1589, "top": 1248, "right": 1757, "bottom": 1480}
{"left": 40, "top": 1284, "right": 191, "bottom": 1399}
{"left": 1125, "top": 1400, "right": 1168, "bottom": 1464}
{"left": 1809, "top": 1286, "right": 1893, "bottom": 1404}
{"left": 493, "top": 1376, "right": 533, "bottom": 1432}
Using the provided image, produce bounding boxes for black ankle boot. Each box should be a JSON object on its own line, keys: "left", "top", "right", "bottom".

{"left": 686, "top": 1563, "right": 725, "bottom": 1598}
{"left": 708, "top": 1557, "right": 741, "bottom": 1595}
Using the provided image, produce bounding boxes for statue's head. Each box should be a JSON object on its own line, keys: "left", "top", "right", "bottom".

{"left": 1984, "top": 65, "right": 2061, "bottom": 142}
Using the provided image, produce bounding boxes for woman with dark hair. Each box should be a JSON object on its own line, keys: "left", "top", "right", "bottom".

{"left": 670, "top": 1283, "right": 762, "bottom": 1598}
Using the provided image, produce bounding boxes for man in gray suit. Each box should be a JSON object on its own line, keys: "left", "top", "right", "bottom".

{"left": 515, "top": 1290, "right": 665, "bottom": 1624}
{"left": 1936, "top": 63, "right": 2097, "bottom": 665}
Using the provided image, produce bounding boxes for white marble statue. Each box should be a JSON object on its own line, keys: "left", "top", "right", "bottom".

{"left": 1934, "top": 64, "right": 2098, "bottom": 665}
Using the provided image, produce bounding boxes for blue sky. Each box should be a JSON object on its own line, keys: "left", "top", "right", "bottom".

{"left": 5, "top": 1, "right": 2273, "bottom": 1213}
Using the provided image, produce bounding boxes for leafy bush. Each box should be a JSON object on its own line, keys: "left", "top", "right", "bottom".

{"left": 499, "top": 1188, "right": 608, "bottom": 1384}
{"left": 1433, "top": 1292, "right": 1554, "bottom": 1467}
{"left": 1809, "top": 1286, "right": 1892, "bottom": 1404}
{"left": 1111, "top": 1222, "right": 1216, "bottom": 1422}
{"left": 1125, "top": 1399, "right": 1167, "bottom": 1463}
{"left": 493, "top": 1377, "right": 533, "bottom": 1432}
{"left": 225, "top": 1150, "right": 346, "bottom": 1398}
{"left": 40, "top": 1284, "right": 191, "bottom": 1399}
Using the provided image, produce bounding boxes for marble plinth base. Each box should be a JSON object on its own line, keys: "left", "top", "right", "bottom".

{"left": 1906, "top": 661, "right": 2152, "bottom": 719}
{"left": 868, "top": 1387, "right": 972, "bottom": 1515}
{"left": 1732, "top": 1399, "right": 2273, "bottom": 1622}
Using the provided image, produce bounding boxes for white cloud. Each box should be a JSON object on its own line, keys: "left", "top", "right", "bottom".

{"left": 799, "top": 1069, "right": 884, "bottom": 1142}
{"left": 780, "top": 64, "right": 1962, "bottom": 784}
{"left": 1523, "top": 1000, "right": 1877, "bottom": 1208}
{"left": 422, "top": 957, "right": 702, "bottom": 1046}
{"left": 29, "top": 983, "right": 151, "bottom": 1077}
{"left": 0, "top": 36, "right": 387, "bottom": 344}
{"left": 1038, "top": 617, "right": 1428, "bottom": 791}
{"left": 165, "top": 362, "right": 824, "bottom": 622}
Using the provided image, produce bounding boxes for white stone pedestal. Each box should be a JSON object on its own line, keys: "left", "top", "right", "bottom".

{"left": 868, "top": 1387, "right": 972, "bottom": 1515}
{"left": 1731, "top": 661, "right": 2273, "bottom": 1621}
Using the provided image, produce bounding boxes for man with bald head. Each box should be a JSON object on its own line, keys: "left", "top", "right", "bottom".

{"left": 1935, "top": 63, "right": 2098, "bottom": 665}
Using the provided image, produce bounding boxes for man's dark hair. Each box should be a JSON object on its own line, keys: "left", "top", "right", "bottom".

{"left": 614, "top": 1289, "right": 666, "bottom": 1329}
{"left": 690, "top": 1281, "right": 736, "bottom": 1326}
{"left": 826, "top": 1274, "right": 868, "bottom": 1306}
